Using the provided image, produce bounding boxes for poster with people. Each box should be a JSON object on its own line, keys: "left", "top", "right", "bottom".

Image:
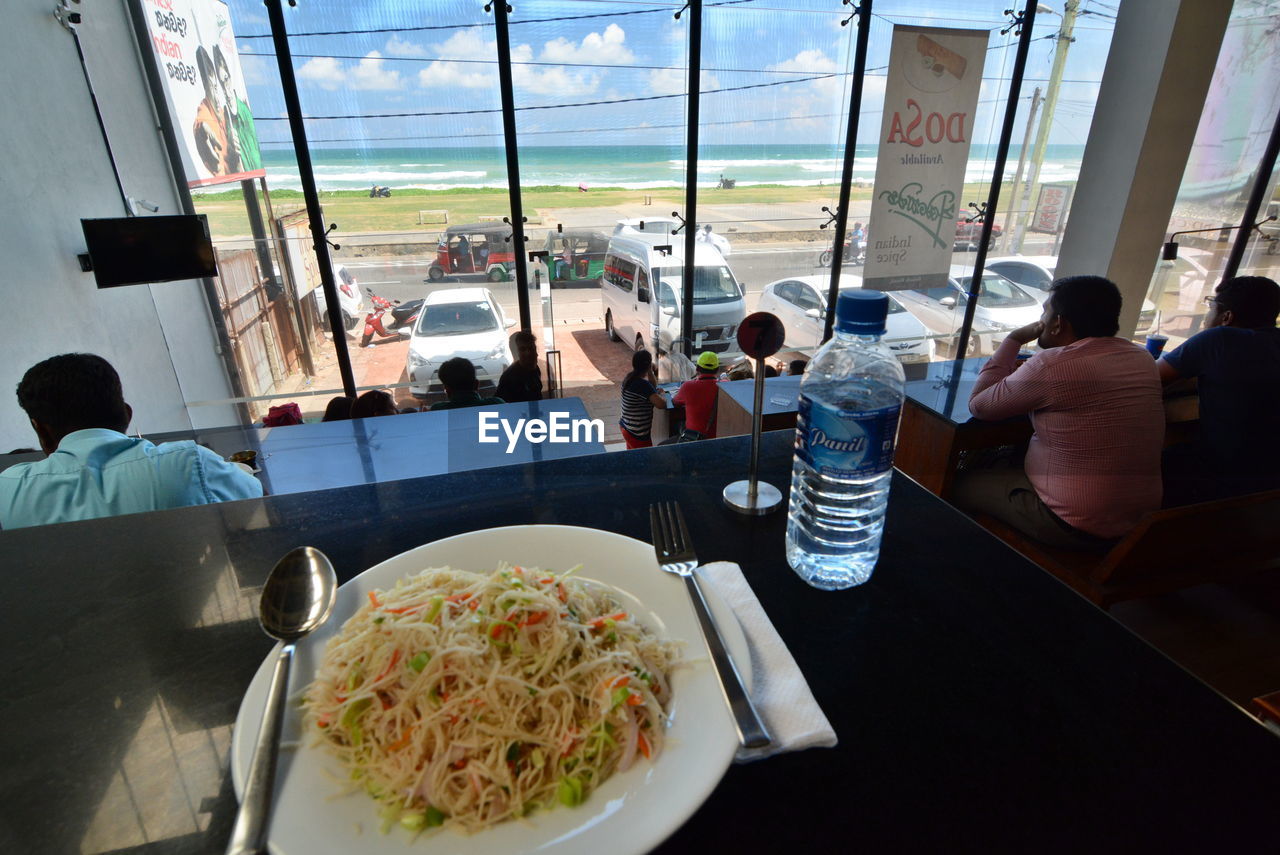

{"left": 863, "top": 26, "right": 988, "bottom": 292}
{"left": 142, "top": 0, "right": 265, "bottom": 188}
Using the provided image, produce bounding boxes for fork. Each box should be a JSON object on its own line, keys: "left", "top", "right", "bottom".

{"left": 649, "top": 501, "right": 772, "bottom": 749}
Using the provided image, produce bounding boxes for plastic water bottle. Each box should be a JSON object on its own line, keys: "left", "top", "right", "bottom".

{"left": 786, "top": 290, "right": 905, "bottom": 589}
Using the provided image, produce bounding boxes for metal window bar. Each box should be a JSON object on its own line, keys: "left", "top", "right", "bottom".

{"left": 262, "top": 0, "right": 357, "bottom": 399}
{"left": 492, "top": 0, "right": 533, "bottom": 331}
{"left": 952, "top": 1, "right": 1039, "bottom": 364}
{"left": 823, "top": 0, "right": 874, "bottom": 344}
{"left": 681, "top": 0, "right": 703, "bottom": 360}
{"left": 1222, "top": 102, "right": 1280, "bottom": 282}
{"left": 545, "top": 349, "right": 563, "bottom": 399}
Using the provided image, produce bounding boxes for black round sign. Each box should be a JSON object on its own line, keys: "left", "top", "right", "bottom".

{"left": 736, "top": 311, "right": 786, "bottom": 359}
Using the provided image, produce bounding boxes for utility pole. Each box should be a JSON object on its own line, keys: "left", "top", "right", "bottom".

{"left": 1000, "top": 86, "right": 1042, "bottom": 254}
{"left": 1012, "top": 0, "right": 1078, "bottom": 254}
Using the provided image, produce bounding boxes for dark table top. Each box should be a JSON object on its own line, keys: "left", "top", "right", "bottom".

{"left": 902, "top": 357, "right": 990, "bottom": 424}
{"left": 717, "top": 375, "right": 803, "bottom": 415}
{"left": 1, "top": 432, "right": 1276, "bottom": 853}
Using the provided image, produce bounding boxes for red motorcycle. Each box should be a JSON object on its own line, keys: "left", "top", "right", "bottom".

{"left": 360, "top": 289, "right": 422, "bottom": 347}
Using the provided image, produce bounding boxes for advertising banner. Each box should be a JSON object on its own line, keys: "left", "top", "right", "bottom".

{"left": 141, "top": 0, "right": 265, "bottom": 188}
{"left": 1030, "top": 184, "right": 1072, "bottom": 234}
{"left": 863, "top": 26, "right": 989, "bottom": 291}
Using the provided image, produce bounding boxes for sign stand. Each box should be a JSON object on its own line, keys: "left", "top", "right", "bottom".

{"left": 724, "top": 312, "right": 785, "bottom": 516}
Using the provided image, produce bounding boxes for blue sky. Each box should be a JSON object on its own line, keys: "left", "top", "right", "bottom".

{"left": 225, "top": 0, "right": 1117, "bottom": 149}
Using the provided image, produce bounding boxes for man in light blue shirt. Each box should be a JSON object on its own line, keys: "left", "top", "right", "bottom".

{"left": 0, "top": 353, "right": 263, "bottom": 529}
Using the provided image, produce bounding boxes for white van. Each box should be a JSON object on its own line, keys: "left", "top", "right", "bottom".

{"left": 600, "top": 233, "right": 746, "bottom": 356}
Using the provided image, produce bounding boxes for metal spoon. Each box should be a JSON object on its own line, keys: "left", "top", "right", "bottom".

{"left": 227, "top": 547, "right": 338, "bottom": 855}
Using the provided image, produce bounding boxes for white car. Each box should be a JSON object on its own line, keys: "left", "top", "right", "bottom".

{"left": 891, "top": 265, "right": 1043, "bottom": 355}
{"left": 757, "top": 275, "right": 935, "bottom": 364}
{"left": 986, "top": 255, "right": 1158, "bottom": 332}
{"left": 314, "top": 264, "right": 365, "bottom": 332}
{"left": 613, "top": 217, "right": 681, "bottom": 238}
{"left": 406, "top": 287, "right": 516, "bottom": 397}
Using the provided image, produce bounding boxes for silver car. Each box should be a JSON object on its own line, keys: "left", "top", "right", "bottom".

{"left": 757, "top": 275, "right": 935, "bottom": 364}
{"left": 890, "top": 265, "right": 1042, "bottom": 356}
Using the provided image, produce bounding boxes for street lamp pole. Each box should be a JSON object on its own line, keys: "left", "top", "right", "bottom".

{"left": 1000, "top": 86, "right": 1042, "bottom": 254}
{"left": 1012, "top": 0, "right": 1078, "bottom": 253}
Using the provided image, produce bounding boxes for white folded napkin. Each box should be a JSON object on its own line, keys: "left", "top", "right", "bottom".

{"left": 696, "top": 561, "right": 838, "bottom": 763}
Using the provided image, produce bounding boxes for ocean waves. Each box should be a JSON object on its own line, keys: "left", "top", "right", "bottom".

{"left": 258, "top": 145, "right": 1085, "bottom": 193}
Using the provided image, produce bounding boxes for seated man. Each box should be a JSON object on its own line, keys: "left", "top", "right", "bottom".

{"left": 429, "top": 357, "right": 505, "bottom": 411}
{"left": 1157, "top": 275, "right": 1280, "bottom": 503}
{"left": 496, "top": 330, "right": 543, "bottom": 403}
{"left": 952, "top": 276, "right": 1164, "bottom": 549}
{"left": 672, "top": 351, "right": 722, "bottom": 441}
{"left": 0, "top": 353, "right": 263, "bottom": 529}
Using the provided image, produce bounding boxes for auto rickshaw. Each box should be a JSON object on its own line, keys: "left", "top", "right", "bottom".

{"left": 427, "top": 223, "right": 518, "bottom": 282}
{"left": 539, "top": 228, "right": 610, "bottom": 288}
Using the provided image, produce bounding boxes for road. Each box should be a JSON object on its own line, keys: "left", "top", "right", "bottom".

{"left": 340, "top": 244, "right": 875, "bottom": 327}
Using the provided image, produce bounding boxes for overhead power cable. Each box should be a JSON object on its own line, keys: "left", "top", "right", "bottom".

{"left": 240, "top": 50, "right": 833, "bottom": 76}
{"left": 236, "top": 0, "right": 754, "bottom": 40}
{"left": 254, "top": 92, "right": 1034, "bottom": 146}
{"left": 254, "top": 71, "right": 837, "bottom": 121}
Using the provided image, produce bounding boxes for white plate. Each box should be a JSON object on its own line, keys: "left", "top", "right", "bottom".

{"left": 231, "top": 524, "right": 750, "bottom": 855}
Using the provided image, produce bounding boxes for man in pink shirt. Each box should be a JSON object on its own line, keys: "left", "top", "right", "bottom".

{"left": 952, "top": 275, "right": 1164, "bottom": 549}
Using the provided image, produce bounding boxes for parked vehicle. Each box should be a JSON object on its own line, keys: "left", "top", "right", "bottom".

{"left": 986, "top": 255, "right": 1157, "bottom": 331}
{"left": 757, "top": 275, "right": 934, "bottom": 364}
{"left": 952, "top": 219, "right": 1002, "bottom": 251}
{"left": 538, "top": 228, "right": 610, "bottom": 288}
{"left": 891, "top": 265, "right": 1042, "bottom": 355}
{"left": 613, "top": 217, "right": 681, "bottom": 238}
{"left": 369, "top": 185, "right": 391, "bottom": 198}
{"left": 315, "top": 263, "right": 364, "bottom": 332}
{"left": 406, "top": 287, "right": 516, "bottom": 397}
{"left": 360, "top": 289, "right": 422, "bottom": 347}
{"left": 600, "top": 232, "right": 746, "bottom": 357}
{"left": 426, "top": 223, "right": 519, "bottom": 282}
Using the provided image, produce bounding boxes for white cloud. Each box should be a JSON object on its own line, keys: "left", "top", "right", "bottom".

{"left": 299, "top": 52, "right": 401, "bottom": 91}
{"left": 541, "top": 24, "right": 635, "bottom": 65}
{"left": 418, "top": 61, "right": 495, "bottom": 89}
{"left": 768, "top": 49, "right": 841, "bottom": 96}
{"left": 416, "top": 28, "right": 502, "bottom": 89}
{"left": 516, "top": 66, "right": 600, "bottom": 97}
{"left": 648, "top": 67, "right": 721, "bottom": 96}
{"left": 297, "top": 56, "right": 345, "bottom": 90}
{"left": 434, "top": 28, "right": 499, "bottom": 61}
{"left": 385, "top": 35, "right": 428, "bottom": 58}
{"left": 350, "top": 52, "right": 402, "bottom": 90}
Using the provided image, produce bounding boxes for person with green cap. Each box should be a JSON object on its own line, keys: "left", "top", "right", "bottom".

{"left": 672, "top": 351, "right": 722, "bottom": 441}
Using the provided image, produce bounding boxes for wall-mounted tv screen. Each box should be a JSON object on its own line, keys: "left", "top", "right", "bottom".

{"left": 81, "top": 215, "right": 217, "bottom": 289}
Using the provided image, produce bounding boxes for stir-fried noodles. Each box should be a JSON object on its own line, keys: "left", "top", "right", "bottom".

{"left": 305, "top": 565, "right": 681, "bottom": 834}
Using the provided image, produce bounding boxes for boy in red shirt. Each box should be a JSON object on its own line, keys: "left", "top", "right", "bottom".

{"left": 672, "top": 351, "right": 722, "bottom": 440}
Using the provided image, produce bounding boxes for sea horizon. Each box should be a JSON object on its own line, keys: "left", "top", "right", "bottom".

{"left": 252, "top": 143, "right": 1086, "bottom": 194}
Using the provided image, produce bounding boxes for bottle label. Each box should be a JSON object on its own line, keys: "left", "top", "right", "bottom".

{"left": 795, "top": 394, "right": 902, "bottom": 478}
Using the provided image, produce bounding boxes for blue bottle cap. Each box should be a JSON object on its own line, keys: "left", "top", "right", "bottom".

{"left": 836, "top": 290, "right": 889, "bottom": 335}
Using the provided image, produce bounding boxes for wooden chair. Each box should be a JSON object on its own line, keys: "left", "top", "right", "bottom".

{"left": 971, "top": 488, "right": 1280, "bottom": 608}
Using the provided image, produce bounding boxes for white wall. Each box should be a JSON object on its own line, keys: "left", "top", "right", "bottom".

{"left": 0, "top": 0, "right": 238, "bottom": 452}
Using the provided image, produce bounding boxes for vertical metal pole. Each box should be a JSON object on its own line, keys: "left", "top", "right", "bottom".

{"left": 1222, "top": 103, "right": 1280, "bottom": 281}
{"left": 681, "top": 0, "right": 703, "bottom": 360}
{"left": 823, "top": 0, "right": 873, "bottom": 344}
{"left": 999, "top": 86, "right": 1041, "bottom": 254}
{"left": 263, "top": 0, "right": 357, "bottom": 399}
{"left": 953, "top": 1, "right": 1038, "bottom": 364}
{"left": 748, "top": 358, "right": 765, "bottom": 499}
{"left": 1012, "top": 0, "right": 1077, "bottom": 253}
{"left": 492, "top": 0, "right": 532, "bottom": 331}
